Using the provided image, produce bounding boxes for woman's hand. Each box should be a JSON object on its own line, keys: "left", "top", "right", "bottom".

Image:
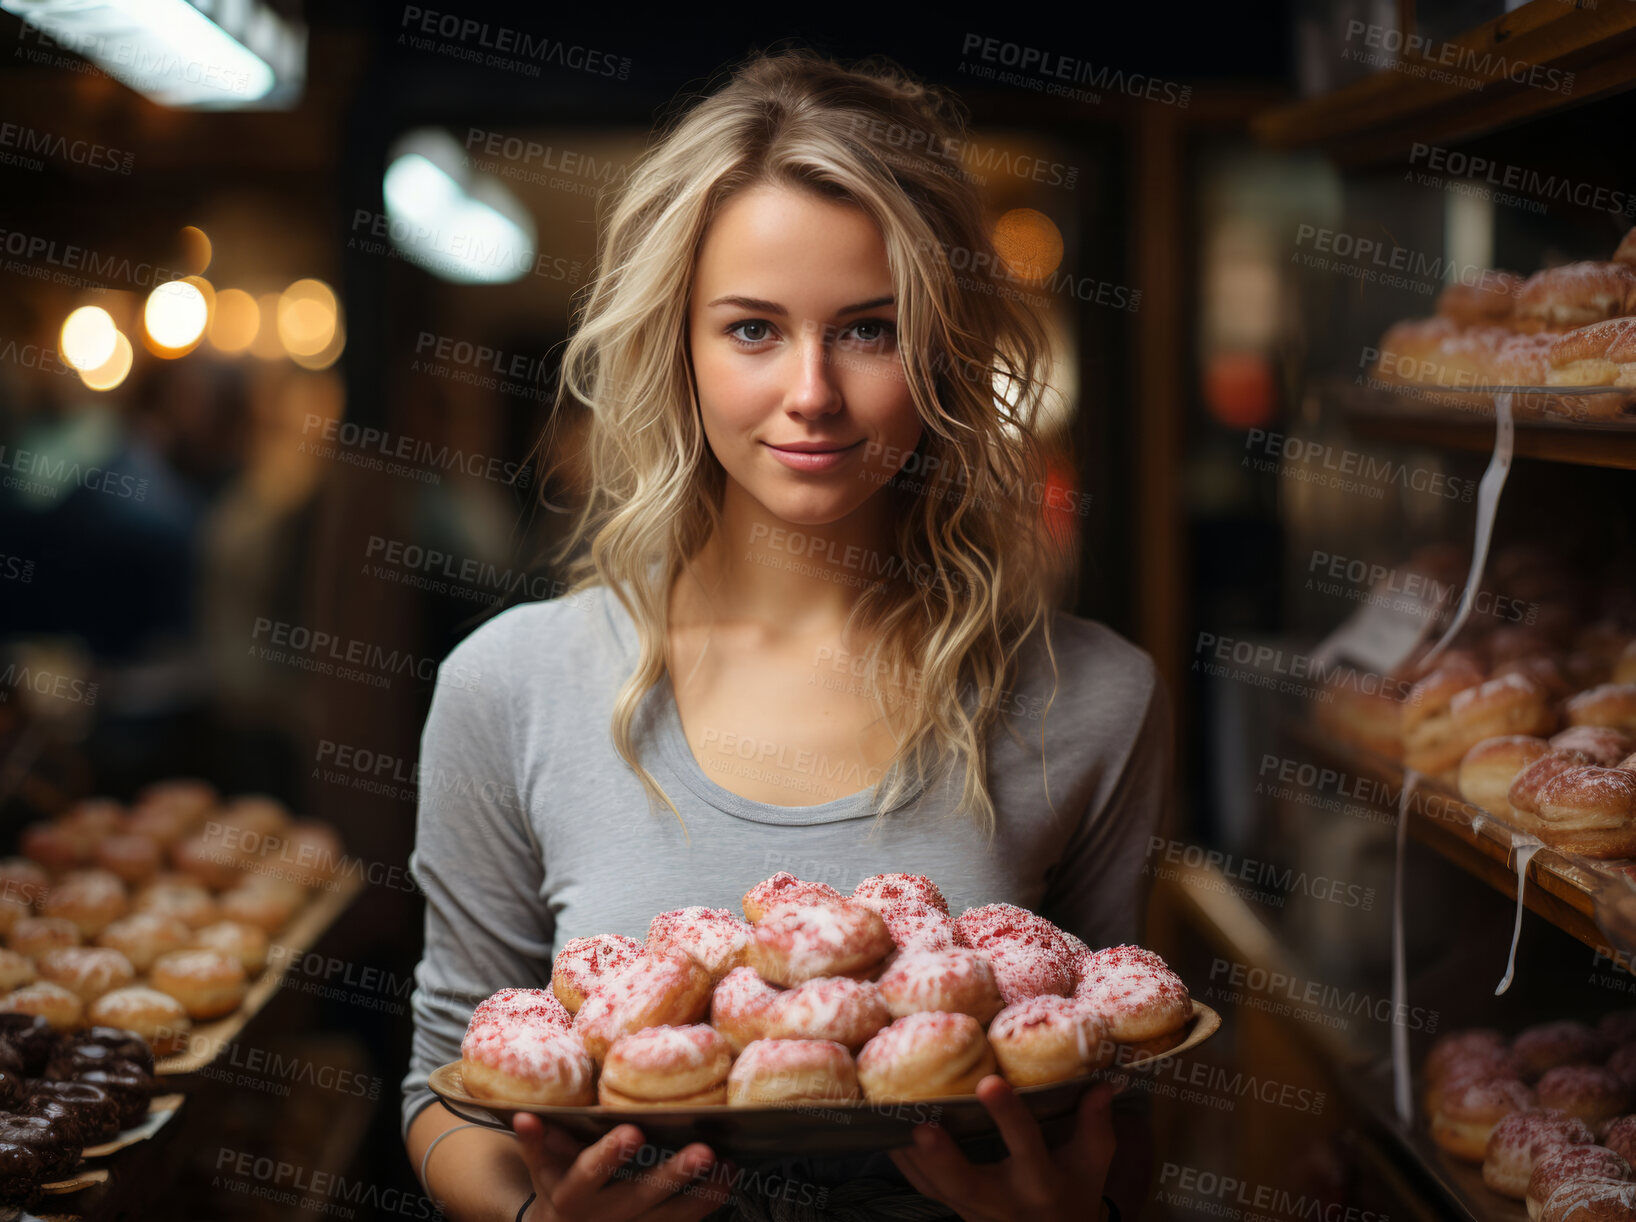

{"left": 888, "top": 1076, "right": 1117, "bottom": 1222}
{"left": 512, "top": 1113, "right": 735, "bottom": 1221}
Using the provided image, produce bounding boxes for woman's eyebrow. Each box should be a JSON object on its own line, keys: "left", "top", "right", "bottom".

{"left": 705, "top": 294, "right": 895, "bottom": 316}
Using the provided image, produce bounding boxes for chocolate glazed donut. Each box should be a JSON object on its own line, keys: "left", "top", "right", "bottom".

{"left": 0, "top": 1067, "right": 25, "bottom": 1110}
{"left": 0, "top": 1013, "right": 57, "bottom": 1076}
{"left": 0, "top": 1113, "right": 80, "bottom": 1201}
{"left": 26, "top": 1080, "right": 123, "bottom": 1145}
{"left": 44, "top": 1028, "right": 160, "bottom": 1129}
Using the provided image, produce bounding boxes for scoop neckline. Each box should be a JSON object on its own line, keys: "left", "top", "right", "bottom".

{"left": 648, "top": 656, "right": 929, "bottom": 827}
{"left": 593, "top": 572, "right": 932, "bottom": 825}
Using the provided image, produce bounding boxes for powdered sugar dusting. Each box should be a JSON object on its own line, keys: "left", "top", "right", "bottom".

{"left": 553, "top": 933, "right": 643, "bottom": 1001}
{"left": 1530, "top": 1145, "right": 1633, "bottom": 1200}
{"left": 1551, "top": 726, "right": 1636, "bottom": 765}
{"left": 876, "top": 900, "right": 956, "bottom": 952}
{"left": 1073, "top": 945, "right": 1189, "bottom": 1020}
{"left": 1540, "top": 1178, "right": 1636, "bottom": 1218}
{"left": 734, "top": 1037, "right": 850, "bottom": 1074}
{"left": 711, "top": 966, "right": 781, "bottom": 1019}
{"left": 852, "top": 874, "right": 949, "bottom": 916}
{"left": 769, "top": 976, "right": 887, "bottom": 1043}
{"left": 876, "top": 948, "right": 998, "bottom": 1012}
{"left": 744, "top": 873, "right": 842, "bottom": 919}
{"left": 954, "top": 904, "right": 1078, "bottom": 1003}
{"left": 463, "top": 1021, "right": 592, "bottom": 1092}
{"left": 1450, "top": 672, "right": 1542, "bottom": 713}
{"left": 466, "top": 988, "right": 571, "bottom": 1038}
{"left": 754, "top": 901, "right": 888, "bottom": 978}
{"left": 1536, "top": 1064, "right": 1628, "bottom": 1109}
{"left": 152, "top": 949, "right": 241, "bottom": 982}
{"left": 857, "top": 1011, "right": 980, "bottom": 1073}
{"left": 1538, "top": 766, "right": 1636, "bottom": 828}
{"left": 1485, "top": 1107, "right": 1594, "bottom": 1165}
{"left": 1568, "top": 683, "right": 1636, "bottom": 719}
{"left": 647, "top": 907, "right": 750, "bottom": 974}
{"left": 575, "top": 950, "right": 697, "bottom": 1023}
{"left": 990, "top": 994, "right": 1108, "bottom": 1065}
{"left": 607, "top": 1022, "right": 724, "bottom": 1071}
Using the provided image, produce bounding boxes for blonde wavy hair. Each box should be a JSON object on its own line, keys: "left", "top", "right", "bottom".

{"left": 539, "top": 44, "right": 1078, "bottom": 839}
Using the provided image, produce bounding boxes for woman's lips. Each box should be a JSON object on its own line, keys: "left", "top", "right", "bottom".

{"left": 762, "top": 439, "right": 863, "bottom": 471}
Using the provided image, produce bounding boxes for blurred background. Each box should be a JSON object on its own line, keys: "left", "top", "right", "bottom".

{"left": 5, "top": 0, "right": 1636, "bottom": 1217}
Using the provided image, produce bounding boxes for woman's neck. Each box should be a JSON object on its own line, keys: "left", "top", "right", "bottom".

{"left": 674, "top": 481, "right": 898, "bottom": 640}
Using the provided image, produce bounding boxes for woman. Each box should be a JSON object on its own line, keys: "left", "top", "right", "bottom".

{"left": 401, "top": 46, "right": 1173, "bottom": 1222}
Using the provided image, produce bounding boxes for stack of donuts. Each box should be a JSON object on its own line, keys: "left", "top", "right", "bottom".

{"left": 1371, "top": 228, "right": 1636, "bottom": 414}
{"left": 0, "top": 779, "right": 346, "bottom": 1055}
{"left": 1306, "top": 541, "right": 1636, "bottom": 858}
{"left": 1424, "top": 1017, "right": 1636, "bottom": 1219}
{"left": 0, "top": 1013, "right": 161, "bottom": 1204}
{"left": 458, "top": 872, "right": 1193, "bottom": 1109}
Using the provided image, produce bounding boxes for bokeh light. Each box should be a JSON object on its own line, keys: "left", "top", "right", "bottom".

{"left": 179, "top": 225, "right": 212, "bottom": 274}
{"left": 249, "top": 292, "right": 285, "bottom": 360}
{"left": 992, "top": 208, "right": 1064, "bottom": 281}
{"left": 144, "top": 279, "right": 209, "bottom": 351}
{"left": 79, "top": 330, "right": 133, "bottom": 391}
{"left": 209, "top": 288, "right": 260, "bottom": 354}
{"left": 276, "top": 279, "right": 338, "bottom": 357}
{"left": 60, "top": 306, "right": 118, "bottom": 371}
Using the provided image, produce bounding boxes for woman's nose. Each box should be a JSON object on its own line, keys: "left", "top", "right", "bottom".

{"left": 783, "top": 320, "right": 843, "bottom": 417}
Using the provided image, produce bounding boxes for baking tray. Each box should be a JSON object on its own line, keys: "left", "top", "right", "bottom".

{"left": 429, "top": 999, "right": 1220, "bottom": 1162}
{"left": 154, "top": 873, "right": 364, "bottom": 1074}
{"left": 33, "top": 1090, "right": 185, "bottom": 1198}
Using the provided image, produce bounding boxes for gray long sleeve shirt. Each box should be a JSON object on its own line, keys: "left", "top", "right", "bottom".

{"left": 400, "top": 583, "right": 1173, "bottom": 1215}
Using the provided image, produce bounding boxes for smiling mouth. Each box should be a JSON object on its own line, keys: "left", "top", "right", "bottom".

{"left": 763, "top": 440, "right": 863, "bottom": 454}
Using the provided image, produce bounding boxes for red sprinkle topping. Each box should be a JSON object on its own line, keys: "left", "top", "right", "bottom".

{"left": 852, "top": 874, "right": 950, "bottom": 916}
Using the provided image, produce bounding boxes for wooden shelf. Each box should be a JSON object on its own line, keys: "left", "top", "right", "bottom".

{"left": 1341, "top": 1056, "right": 1526, "bottom": 1222}
{"left": 1253, "top": 0, "right": 1636, "bottom": 167}
{"left": 1345, "top": 409, "right": 1636, "bottom": 471}
{"left": 1153, "top": 857, "right": 1373, "bottom": 1072}
{"left": 1286, "top": 720, "right": 1636, "bottom": 965}
{"left": 156, "top": 872, "right": 365, "bottom": 1075}
{"left": 1325, "top": 380, "right": 1636, "bottom": 471}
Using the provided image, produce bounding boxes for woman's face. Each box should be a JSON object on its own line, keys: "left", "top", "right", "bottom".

{"left": 688, "top": 183, "right": 922, "bottom": 528}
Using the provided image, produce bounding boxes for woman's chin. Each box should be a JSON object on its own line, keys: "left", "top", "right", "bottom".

{"left": 750, "top": 493, "right": 872, "bottom": 531}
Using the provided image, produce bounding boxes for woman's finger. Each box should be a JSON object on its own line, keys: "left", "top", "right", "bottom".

{"left": 1069, "top": 1082, "right": 1118, "bottom": 1179}
{"left": 511, "top": 1114, "right": 581, "bottom": 1187}
{"left": 646, "top": 1156, "right": 739, "bottom": 1222}
{"left": 897, "top": 1121, "right": 984, "bottom": 1205}
{"left": 974, "top": 1075, "right": 1057, "bottom": 1192}
{"left": 602, "top": 1141, "right": 722, "bottom": 1217}
{"left": 888, "top": 1143, "right": 956, "bottom": 1208}
{"left": 549, "top": 1124, "right": 647, "bottom": 1215}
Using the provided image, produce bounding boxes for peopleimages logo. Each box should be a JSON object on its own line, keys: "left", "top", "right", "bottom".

{"left": 0, "top": 123, "right": 133, "bottom": 174}
{"left": 1342, "top": 19, "right": 1572, "bottom": 95}
{"left": 398, "top": 6, "right": 630, "bottom": 80}
{"left": 1407, "top": 144, "right": 1635, "bottom": 218}
{"left": 1145, "top": 837, "right": 1376, "bottom": 910}
{"left": 1159, "top": 1163, "right": 1387, "bottom": 1222}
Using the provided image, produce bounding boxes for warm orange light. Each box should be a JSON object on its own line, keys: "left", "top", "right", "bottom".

{"left": 277, "top": 279, "right": 338, "bottom": 357}
{"left": 210, "top": 288, "right": 260, "bottom": 354}
{"left": 80, "top": 330, "right": 133, "bottom": 391}
{"left": 144, "top": 279, "right": 208, "bottom": 353}
{"left": 1203, "top": 350, "right": 1276, "bottom": 429}
{"left": 179, "top": 226, "right": 212, "bottom": 274}
{"left": 249, "top": 293, "right": 285, "bottom": 359}
{"left": 60, "top": 306, "right": 118, "bottom": 371}
{"left": 992, "top": 209, "right": 1064, "bottom": 282}
{"left": 289, "top": 314, "right": 345, "bottom": 371}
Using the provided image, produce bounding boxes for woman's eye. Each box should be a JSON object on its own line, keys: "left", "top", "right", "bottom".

{"left": 727, "top": 320, "right": 772, "bottom": 346}
{"left": 845, "top": 319, "right": 896, "bottom": 347}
